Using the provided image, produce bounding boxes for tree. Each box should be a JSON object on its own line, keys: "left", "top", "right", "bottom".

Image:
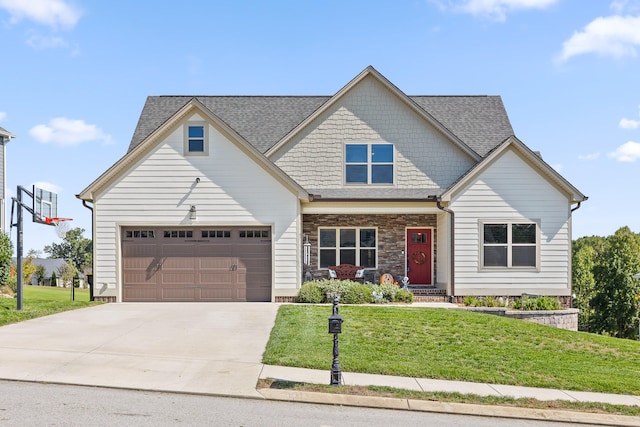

{"left": 22, "top": 257, "right": 37, "bottom": 286}
{"left": 27, "top": 249, "right": 42, "bottom": 258}
{"left": 50, "top": 271, "right": 58, "bottom": 287}
{"left": 34, "top": 265, "right": 46, "bottom": 286}
{"left": 572, "top": 235, "right": 607, "bottom": 331}
{"left": 0, "top": 232, "right": 12, "bottom": 287}
{"left": 590, "top": 227, "right": 640, "bottom": 339}
{"left": 44, "top": 228, "right": 92, "bottom": 271}
{"left": 58, "top": 260, "right": 78, "bottom": 288}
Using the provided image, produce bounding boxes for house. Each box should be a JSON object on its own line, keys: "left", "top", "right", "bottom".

{"left": 0, "top": 127, "right": 16, "bottom": 232}
{"left": 77, "top": 66, "right": 587, "bottom": 303}
{"left": 29, "top": 258, "right": 67, "bottom": 286}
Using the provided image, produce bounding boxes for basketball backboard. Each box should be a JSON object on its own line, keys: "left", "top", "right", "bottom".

{"left": 33, "top": 185, "right": 58, "bottom": 224}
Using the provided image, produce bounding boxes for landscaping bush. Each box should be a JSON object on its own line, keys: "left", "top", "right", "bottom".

{"left": 463, "top": 296, "right": 481, "bottom": 307}
{"left": 297, "top": 281, "right": 325, "bottom": 303}
{"left": 511, "top": 295, "right": 562, "bottom": 311}
{"left": 296, "top": 280, "right": 413, "bottom": 304}
{"left": 394, "top": 288, "right": 413, "bottom": 303}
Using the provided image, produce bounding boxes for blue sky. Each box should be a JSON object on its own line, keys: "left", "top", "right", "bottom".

{"left": 1, "top": 0, "right": 640, "bottom": 253}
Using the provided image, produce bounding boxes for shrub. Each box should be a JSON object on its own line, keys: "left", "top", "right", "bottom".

{"left": 394, "top": 288, "right": 413, "bottom": 303}
{"left": 370, "top": 284, "right": 398, "bottom": 302}
{"left": 340, "top": 283, "right": 373, "bottom": 304}
{"left": 512, "top": 295, "right": 562, "bottom": 311}
{"left": 463, "top": 296, "right": 481, "bottom": 307}
{"left": 297, "top": 281, "right": 325, "bottom": 303}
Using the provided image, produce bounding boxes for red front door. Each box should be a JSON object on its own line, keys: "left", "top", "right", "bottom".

{"left": 406, "top": 229, "right": 432, "bottom": 285}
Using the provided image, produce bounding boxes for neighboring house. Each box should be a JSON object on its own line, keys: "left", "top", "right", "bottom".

{"left": 29, "top": 258, "right": 67, "bottom": 286}
{"left": 11, "top": 257, "right": 66, "bottom": 286}
{"left": 0, "top": 127, "right": 16, "bottom": 232}
{"left": 77, "top": 66, "right": 587, "bottom": 303}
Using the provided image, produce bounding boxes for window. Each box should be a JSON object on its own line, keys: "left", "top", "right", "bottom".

{"left": 345, "top": 143, "right": 393, "bottom": 184}
{"left": 239, "top": 230, "right": 270, "bottom": 238}
{"left": 125, "top": 230, "right": 155, "bottom": 239}
{"left": 201, "top": 230, "right": 231, "bottom": 238}
{"left": 481, "top": 222, "right": 537, "bottom": 269}
{"left": 184, "top": 123, "right": 208, "bottom": 155}
{"left": 164, "top": 230, "right": 193, "bottom": 238}
{"left": 319, "top": 227, "right": 376, "bottom": 268}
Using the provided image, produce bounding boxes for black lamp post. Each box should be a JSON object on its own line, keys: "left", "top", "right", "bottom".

{"left": 328, "top": 293, "right": 343, "bottom": 386}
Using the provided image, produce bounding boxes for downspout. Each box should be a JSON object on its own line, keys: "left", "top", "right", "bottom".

{"left": 81, "top": 199, "right": 94, "bottom": 301}
{"left": 436, "top": 197, "right": 455, "bottom": 303}
{"left": 571, "top": 201, "right": 582, "bottom": 213}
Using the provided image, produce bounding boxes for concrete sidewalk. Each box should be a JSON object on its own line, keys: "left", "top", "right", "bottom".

{"left": 258, "top": 365, "right": 640, "bottom": 426}
{"left": 260, "top": 364, "right": 640, "bottom": 406}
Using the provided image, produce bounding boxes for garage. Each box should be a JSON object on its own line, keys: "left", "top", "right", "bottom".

{"left": 121, "top": 226, "right": 272, "bottom": 302}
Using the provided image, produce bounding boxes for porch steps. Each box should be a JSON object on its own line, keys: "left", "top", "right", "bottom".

{"left": 408, "top": 287, "right": 449, "bottom": 303}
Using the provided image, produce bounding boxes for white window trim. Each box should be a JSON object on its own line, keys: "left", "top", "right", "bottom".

{"left": 344, "top": 142, "right": 395, "bottom": 186}
{"left": 318, "top": 226, "right": 378, "bottom": 269}
{"left": 184, "top": 122, "right": 209, "bottom": 156}
{"left": 479, "top": 220, "right": 540, "bottom": 272}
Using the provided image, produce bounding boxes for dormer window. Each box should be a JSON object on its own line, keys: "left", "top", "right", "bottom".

{"left": 345, "top": 143, "right": 394, "bottom": 184}
{"left": 184, "top": 123, "right": 208, "bottom": 155}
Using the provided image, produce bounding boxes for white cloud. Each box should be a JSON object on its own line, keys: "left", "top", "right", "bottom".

{"left": 436, "top": 0, "right": 558, "bottom": 22}
{"left": 31, "top": 181, "right": 62, "bottom": 193}
{"left": 0, "top": 111, "right": 6, "bottom": 122}
{"left": 578, "top": 152, "right": 601, "bottom": 161}
{"left": 29, "top": 117, "right": 112, "bottom": 146}
{"left": 608, "top": 141, "right": 640, "bottom": 161}
{"left": 0, "top": 0, "right": 81, "bottom": 29}
{"left": 610, "top": 0, "right": 640, "bottom": 14}
{"left": 558, "top": 15, "right": 640, "bottom": 62}
{"left": 620, "top": 117, "right": 640, "bottom": 129}
{"left": 26, "top": 31, "right": 68, "bottom": 50}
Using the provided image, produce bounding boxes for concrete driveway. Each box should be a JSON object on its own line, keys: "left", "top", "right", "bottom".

{"left": 0, "top": 303, "right": 280, "bottom": 397}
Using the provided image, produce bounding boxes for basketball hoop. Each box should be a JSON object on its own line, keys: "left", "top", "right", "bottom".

{"left": 45, "top": 217, "right": 73, "bottom": 239}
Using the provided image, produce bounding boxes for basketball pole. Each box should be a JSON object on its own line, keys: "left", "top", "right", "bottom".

{"left": 11, "top": 186, "right": 37, "bottom": 311}
{"left": 16, "top": 187, "right": 23, "bottom": 311}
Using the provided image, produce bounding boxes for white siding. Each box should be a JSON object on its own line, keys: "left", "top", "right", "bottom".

{"left": 272, "top": 75, "right": 475, "bottom": 190}
{"left": 451, "top": 149, "right": 572, "bottom": 296}
{"left": 92, "top": 114, "right": 300, "bottom": 300}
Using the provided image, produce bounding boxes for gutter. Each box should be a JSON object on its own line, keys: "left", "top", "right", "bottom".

{"left": 435, "top": 197, "right": 455, "bottom": 302}
{"left": 570, "top": 201, "right": 583, "bottom": 213}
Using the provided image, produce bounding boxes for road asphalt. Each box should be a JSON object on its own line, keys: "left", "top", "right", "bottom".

{"left": 0, "top": 302, "right": 638, "bottom": 426}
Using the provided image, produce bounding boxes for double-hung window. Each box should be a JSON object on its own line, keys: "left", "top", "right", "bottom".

{"left": 345, "top": 143, "right": 394, "bottom": 184}
{"left": 319, "top": 227, "right": 377, "bottom": 268}
{"left": 184, "top": 123, "right": 208, "bottom": 155}
{"left": 481, "top": 222, "right": 538, "bottom": 269}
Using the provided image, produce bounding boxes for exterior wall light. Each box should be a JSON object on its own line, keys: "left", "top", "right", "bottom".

{"left": 189, "top": 205, "right": 197, "bottom": 220}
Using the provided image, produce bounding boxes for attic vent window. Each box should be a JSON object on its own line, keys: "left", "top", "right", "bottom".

{"left": 184, "top": 123, "right": 208, "bottom": 155}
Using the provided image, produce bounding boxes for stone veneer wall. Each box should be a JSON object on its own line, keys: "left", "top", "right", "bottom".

{"left": 465, "top": 307, "right": 579, "bottom": 331}
{"left": 303, "top": 214, "right": 437, "bottom": 281}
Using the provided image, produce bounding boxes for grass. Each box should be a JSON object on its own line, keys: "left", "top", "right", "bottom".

{"left": 258, "top": 379, "right": 640, "bottom": 417}
{"left": 262, "top": 305, "right": 640, "bottom": 396}
{"left": 0, "top": 285, "right": 102, "bottom": 327}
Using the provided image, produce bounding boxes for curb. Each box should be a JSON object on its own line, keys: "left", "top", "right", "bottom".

{"left": 257, "top": 388, "right": 640, "bottom": 426}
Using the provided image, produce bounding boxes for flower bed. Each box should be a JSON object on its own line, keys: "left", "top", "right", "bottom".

{"left": 297, "top": 279, "right": 413, "bottom": 304}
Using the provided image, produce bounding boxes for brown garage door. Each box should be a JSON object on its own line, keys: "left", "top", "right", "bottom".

{"left": 122, "top": 227, "right": 271, "bottom": 302}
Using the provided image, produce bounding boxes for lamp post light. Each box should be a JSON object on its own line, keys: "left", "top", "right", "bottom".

{"left": 328, "top": 293, "right": 343, "bottom": 386}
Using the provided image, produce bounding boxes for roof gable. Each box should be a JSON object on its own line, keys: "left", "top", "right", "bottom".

{"left": 78, "top": 99, "right": 308, "bottom": 201}
{"left": 440, "top": 136, "right": 587, "bottom": 203}
{"left": 266, "top": 66, "right": 482, "bottom": 161}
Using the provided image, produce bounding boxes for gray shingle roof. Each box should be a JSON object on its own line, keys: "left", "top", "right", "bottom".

{"left": 128, "top": 95, "right": 513, "bottom": 158}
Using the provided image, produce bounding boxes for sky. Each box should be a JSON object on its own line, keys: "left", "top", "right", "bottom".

{"left": 1, "top": 0, "right": 640, "bottom": 254}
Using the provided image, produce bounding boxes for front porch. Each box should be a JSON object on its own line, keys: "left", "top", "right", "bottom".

{"left": 302, "top": 213, "right": 449, "bottom": 295}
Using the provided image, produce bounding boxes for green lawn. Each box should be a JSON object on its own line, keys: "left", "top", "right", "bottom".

{"left": 263, "top": 305, "right": 640, "bottom": 395}
{"left": 0, "top": 285, "right": 102, "bottom": 327}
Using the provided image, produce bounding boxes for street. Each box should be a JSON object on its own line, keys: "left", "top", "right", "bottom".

{"left": 0, "top": 380, "right": 602, "bottom": 426}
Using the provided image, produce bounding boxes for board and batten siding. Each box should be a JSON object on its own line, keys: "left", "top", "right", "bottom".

{"left": 92, "top": 114, "right": 301, "bottom": 300}
{"left": 272, "top": 75, "right": 475, "bottom": 191}
{"left": 451, "top": 149, "right": 572, "bottom": 296}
